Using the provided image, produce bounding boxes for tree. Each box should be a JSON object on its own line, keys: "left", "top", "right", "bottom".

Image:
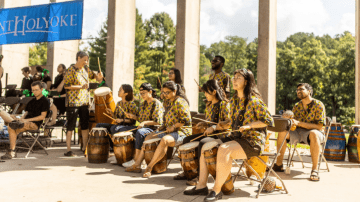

{"left": 29, "top": 43, "right": 47, "bottom": 66}
{"left": 88, "top": 19, "right": 107, "bottom": 73}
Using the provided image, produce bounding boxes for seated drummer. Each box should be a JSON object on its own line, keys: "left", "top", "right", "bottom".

{"left": 175, "top": 80, "right": 230, "bottom": 185}
{"left": 96, "top": 84, "right": 138, "bottom": 150}
{"left": 159, "top": 68, "right": 186, "bottom": 111}
{"left": 126, "top": 81, "right": 191, "bottom": 178}
{"left": 122, "top": 83, "right": 164, "bottom": 167}
{"left": 184, "top": 69, "right": 274, "bottom": 201}
{"left": 0, "top": 81, "right": 49, "bottom": 160}
{"left": 274, "top": 83, "right": 326, "bottom": 181}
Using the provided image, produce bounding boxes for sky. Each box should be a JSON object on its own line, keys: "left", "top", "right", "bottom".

{"left": 31, "top": 0, "right": 356, "bottom": 47}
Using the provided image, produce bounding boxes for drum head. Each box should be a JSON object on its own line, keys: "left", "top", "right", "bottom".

{"left": 202, "top": 141, "right": 219, "bottom": 151}
{"left": 179, "top": 141, "right": 199, "bottom": 151}
{"left": 144, "top": 138, "right": 161, "bottom": 144}
{"left": 113, "top": 131, "right": 133, "bottom": 137}
{"left": 94, "top": 87, "right": 111, "bottom": 96}
{"left": 91, "top": 127, "right": 108, "bottom": 134}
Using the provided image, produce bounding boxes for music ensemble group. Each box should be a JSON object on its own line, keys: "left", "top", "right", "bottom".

{"left": 0, "top": 51, "right": 327, "bottom": 201}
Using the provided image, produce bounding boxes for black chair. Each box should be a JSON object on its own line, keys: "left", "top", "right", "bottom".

{"left": 16, "top": 111, "right": 52, "bottom": 158}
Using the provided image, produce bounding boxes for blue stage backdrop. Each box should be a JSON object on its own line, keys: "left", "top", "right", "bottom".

{"left": 0, "top": 0, "right": 83, "bottom": 45}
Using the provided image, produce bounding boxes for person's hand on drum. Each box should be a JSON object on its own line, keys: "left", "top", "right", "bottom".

{"left": 218, "top": 120, "right": 231, "bottom": 130}
{"left": 291, "top": 119, "right": 299, "bottom": 126}
{"left": 124, "top": 112, "right": 136, "bottom": 120}
{"left": 105, "top": 108, "right": 113, "bottom": 115}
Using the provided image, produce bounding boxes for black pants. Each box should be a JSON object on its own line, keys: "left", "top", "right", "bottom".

{"left": 66, "top": 106, "right": 89, "bottom": 131}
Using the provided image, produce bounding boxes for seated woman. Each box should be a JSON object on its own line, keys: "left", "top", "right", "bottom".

{"left": 126, "top": 81, "right": 191, "bottom": 178}
{"left": 122, "top": 83, "right": 164, "bottom": 167}
{"left": 183, "top": 69, "right": 274, "bottom": 201}
{"left": 51, "top": 64, "right": 67, "bottom": 115}
{"left": 95, "top": 84, "right": 138, "bottom": 149}
{"left": 160, "top": 68, "right": 186, "bottom": 111}
{"left": 175, "top": 79, "right": 230, "bottom": 185}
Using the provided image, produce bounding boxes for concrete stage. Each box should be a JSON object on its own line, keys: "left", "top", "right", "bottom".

{"left": 0, "top": 142, "right": 358, "bottom": 202}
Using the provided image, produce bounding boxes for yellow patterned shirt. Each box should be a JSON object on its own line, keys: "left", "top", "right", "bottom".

{"left": 114, "top": 101, "right": 138, "bottom": 119}
{"left": 164, "top": 97, "right": 192, "bottom": 136}
{"left": 138, "top": 99, "right": 164, "bottom": 124}
{"left": 292, "top": 99, "right": 326, "bottom": 126}
{"left": 230, "top": 96, "right": 274, "bottom": 148}
{"left": 205, "top": 101, "right": 230, "bottom": 123}
{"left": 209, "top": 71, "right": 230, "bottom": 96}
{"left": 64, "top": 66, "right": 89, "bottom": 107}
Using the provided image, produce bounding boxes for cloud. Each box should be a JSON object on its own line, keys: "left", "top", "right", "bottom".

{"left": 136, "top": 0, "right": 177, "bottom": 23}
{"left": 277, "top": 0, "right": 330, "bottom": 41}
{"left": 201, "top": 0, "right": 245, "bottom": 17}
{"left": 336, "top": 13, "right": 355, "bottom": 34}
{"left": 200, "top": 11, "right": 228, "bottom": 46}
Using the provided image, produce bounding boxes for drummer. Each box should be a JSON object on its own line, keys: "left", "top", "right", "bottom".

{"left": 174, "top": 80, "right": 230, "bottom": 185}
{"left": 160, "top": 68, "right": 186, "bottom": 111}
{"left": 184, "top": 69, "right": 274, "bottom": 201}
{"left": 122, "top": 83, "right": 164, "bottom": 168}
{"left": 63, "top": 51, "right": 91, "bottom": 157}
{"left": 95, "top": 84, "right": 138, "bottom": 150}
{"left": 126, "top": 81, "right": 191, "bottom": 178}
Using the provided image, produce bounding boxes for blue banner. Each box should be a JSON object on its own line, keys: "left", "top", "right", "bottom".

{"left": 0, "top": 0, "right": 83, "bottom": 45}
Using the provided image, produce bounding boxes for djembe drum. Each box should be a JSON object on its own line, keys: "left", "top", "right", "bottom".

{"left": 143, "top": 138, "right": 167, "bottom": 174}
{"left": 113, "top": 131, "right": 135, "bottom": 165}
{"left": 178, "top": 141, "right": 200, "bottom": 180}
{"left": 203, "top": 141, "right": 234, "bottom": 195}
{"left": 94, "top": 87, "right": 116, "bottom": 124}
{"left": 87, "top": 128, "right": 110, "bottom": 164}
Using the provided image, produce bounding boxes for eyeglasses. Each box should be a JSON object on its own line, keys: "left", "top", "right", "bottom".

{"left": 231, "top": 77, "right": 242, "bottom": 81}
{"left": 211, "top": 59, "right": 220, "bottom": 63}
{"left": 162, "top": 91, "right": 172, "bottom": 95}
{"left": 296, "top": 88, "right": 306, "bottom": 92}
{"left": 140, "top": 92, "right": 148, "bottom": 96}
{"left": 168, "top": 72, "right": 174, "bottom": 75}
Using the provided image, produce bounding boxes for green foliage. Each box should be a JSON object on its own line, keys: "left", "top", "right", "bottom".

{"left": 29, "top": 43, "right": 47, "bottom": 66}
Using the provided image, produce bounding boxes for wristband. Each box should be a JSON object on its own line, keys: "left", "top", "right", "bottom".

{"left": 59, "top": 95, "right": 61, "bottom": 98}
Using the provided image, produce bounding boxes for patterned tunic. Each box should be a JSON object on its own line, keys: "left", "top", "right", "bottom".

{"left": 114, "top": 101, "right": 139, "bottom": 119}
{"left": 204, "top": 101, "right": 230, "bottom": 123}
{"left": 163, "top": 97, "right": 192, "bottom": 136}
{"left": 137, "top": 98, "right": 164, "bottom": 124}
{"left": 209, "top": 71, "right": 231, "bottom": 97}
{"left": 162, "top": 84, "right": 186, "bottom": 112}
{"left": 64, "top": 66, "right": 89, "bottom": 107}
{"left": 292, "top": 99, "right": 326, "bottom": 127}
{"left": 230, "top": 96, "right": 274, "bottom": 148}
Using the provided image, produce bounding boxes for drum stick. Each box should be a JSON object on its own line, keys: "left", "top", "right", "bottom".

{"left": 190, "top": 134, "right": 206, "bottom": 142}
{"left": 158, "top": 77, "right": 162, "bottom": 88}
{"left": 192, "top": 117, "right": 217, "bottom": 125}
{"left": 190, "top": 129, "right": 234, "bottom": 142}
{"left": 101, "top": 97, "right": 109, "bottom": 110}
{"left": 97, "top": 57, "right": 101, "bottom": 73}
{"left": 103, "top": 113, "right": 116, "bottom": 122}
{"left": 194, "top": 79, "right": 200, "bottom": 87}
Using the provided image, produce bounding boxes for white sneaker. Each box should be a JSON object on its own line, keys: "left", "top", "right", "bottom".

{"left": 122, "top": 159, "right": 135, "bottom": 168}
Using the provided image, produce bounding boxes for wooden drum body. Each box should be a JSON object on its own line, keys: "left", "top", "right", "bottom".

{"left": 324, "top": 123, "right": 346, "bottom": 161}
{"left": 178, "top": 141, "right": 200, "bottom": 180}
{"left": 347, "top": 125, "right": 360, "bottom": 163}
{"left": 203, "top": 141, "right": 234, "bottom": 195}
{"left": 113, "top": 132, "right": 135, "bottom": 165}
{"left": 88, "top": 128, "right": 110, "bottom": 164}
{"left": 143, "top": 138, "right": 167, "bottom": 174}
{"left": 94, "top": 87, "right": 116, "bottom": 124}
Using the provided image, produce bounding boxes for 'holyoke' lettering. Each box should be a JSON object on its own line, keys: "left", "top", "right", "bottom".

{"left": 0, "top": 14, "right": 77, "bottom": 36}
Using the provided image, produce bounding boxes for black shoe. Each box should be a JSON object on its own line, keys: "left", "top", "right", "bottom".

{"left": 272, "top": 163, "right": 284, "bottom": 172}
{"left": 184, "top": 186, "right": 209, "bottom": 196}
{"left": 9, "top": 120, "right": 24, "bottom": 130}
{"left": 204, "top": 191, "right": 223, "bottom": 201}
{"left": 64, "top": 151, "right": 75, "bottom": 157}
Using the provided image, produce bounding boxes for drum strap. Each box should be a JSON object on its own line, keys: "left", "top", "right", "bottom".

{"left": 231, "top": 98, "right": 249, "bottom": 138}
{"left": 210, "top": 101, "right": 222, "bottom": 125}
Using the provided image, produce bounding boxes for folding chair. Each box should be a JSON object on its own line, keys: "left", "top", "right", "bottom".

{"left": 233, "top": 116, "right": 291, "bottom": 198}
{"left": 16, "top": 110, "right": 52, "bottom": 158}
{"left": 286, "top": 117, "right": 331, "bottom": 172}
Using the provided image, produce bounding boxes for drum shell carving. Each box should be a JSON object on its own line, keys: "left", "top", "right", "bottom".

{"left": 178, "top": 142, "right": 200, "bottom": 180}
{"left": 113, "top": 134, "right": 135, "bottom": 165}
{"left": 94, "top": 91, "right": 116, "bottom": 124}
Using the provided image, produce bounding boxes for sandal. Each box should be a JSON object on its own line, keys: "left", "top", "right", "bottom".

{"left": 143, "top": 167, "right": 152, "bottom": 178}
{"left": 125, "top": 165, "right": 141, "bottom": 173}
{"left": 310, "top": 170, "right": 320, "bottom": 181}
{"left": 272, "top": 164, "right": 284, "bottom": 172}
{"left": 64, "top": 151, "right": 75, "bottom": 157}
